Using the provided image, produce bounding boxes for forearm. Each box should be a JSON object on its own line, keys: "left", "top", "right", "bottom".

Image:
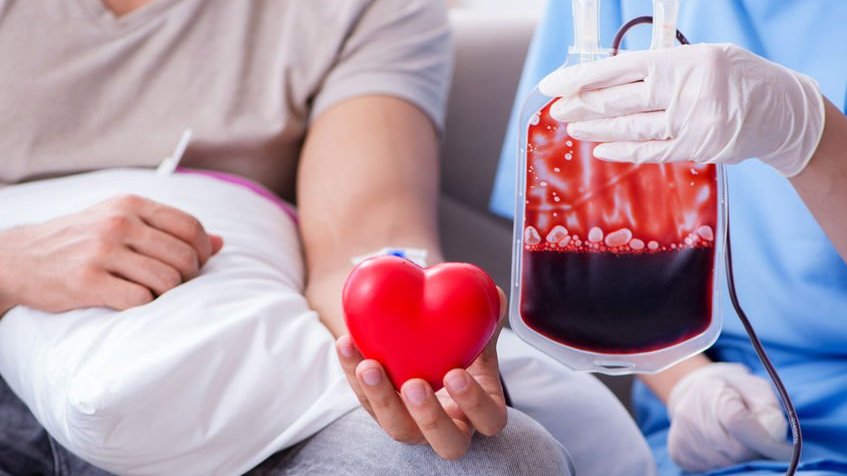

{"left": 0, "top": 279, "right": 14, "bottom": 316}
{"left": 0, "top": 287, "right": 15, "bottom": 317}
{"left": 299, "top": 96, "right": 443, "bottom": 337}
{"left": 305, "top": 240, "right": 443, "bottom": 338}
{"left": 790, "top": 99, "right": 847, "bottom": 262}
{"left": 303, "top": 197, "right": 443, "bottom": 339}
{"left": 638, "top": 353, "right": 712, "bottom": 403}
{"left": 0, "top": 233, "right": 19, "bottom": 316}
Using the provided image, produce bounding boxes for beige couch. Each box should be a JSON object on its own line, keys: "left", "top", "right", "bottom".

{"left": 439, "top": 11, "right": 634, "bottom": 410}
{"left": 439, "top": 11, "right": 525, "bottom": 290}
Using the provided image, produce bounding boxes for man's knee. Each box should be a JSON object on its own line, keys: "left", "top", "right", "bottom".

{"left": 462, "top": 408, "right": 575, "bottom": 475}
{"left": 265, "top": 407, "right": 573, "bottom": 475}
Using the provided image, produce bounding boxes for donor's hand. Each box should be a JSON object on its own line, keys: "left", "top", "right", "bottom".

{"left": 0, "top": 194, "right": 223, "bottom": 314}
{"left": 335, "top": 291, "right": 508, "bottom": 460}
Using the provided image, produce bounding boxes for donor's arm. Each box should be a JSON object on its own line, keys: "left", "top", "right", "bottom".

{"left": 299, "top": 96, "right": 509, "bottom": 460}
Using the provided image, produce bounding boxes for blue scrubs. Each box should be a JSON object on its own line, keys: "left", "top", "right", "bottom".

{"left": 490, "top": 1, "right": 847, "bottom": 474}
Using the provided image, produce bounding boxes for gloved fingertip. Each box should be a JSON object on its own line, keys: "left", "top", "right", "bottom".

{"left": 753, "top": 437, "right": 795, "bottom": 462}
{"left": 565, "top": 122, "right": 585, "bottom": 138}
{"left": 756, "top": 407, "right": 790, "bottom": 441}
{"left": 550, "top": 100, "right": 573, "bottom": 122}
{"left": 539, "top": 70, "right": 578, "bottom": 98}
{"left": 771, "top": 442, "right": 796, "bottom": 462}
{"left": 592, "top": 144, "right": 626, "bottom": 162}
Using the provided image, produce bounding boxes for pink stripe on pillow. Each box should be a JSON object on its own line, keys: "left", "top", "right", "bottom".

{"left": 176, "top": 168, "right": 298, "bottom": 224}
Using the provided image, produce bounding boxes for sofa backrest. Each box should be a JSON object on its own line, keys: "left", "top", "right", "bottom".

{"left": 442, "top": 11, "right": 536, "bottom": 214}
{"left": 439, "top": 12, "right": 535, "bottom": 290}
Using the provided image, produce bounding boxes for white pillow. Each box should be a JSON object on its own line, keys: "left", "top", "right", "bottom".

{"left": 0, "top": 170, "right": 358, "bottom": 476}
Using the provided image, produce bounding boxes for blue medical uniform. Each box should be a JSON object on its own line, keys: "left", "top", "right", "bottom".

{"left": 490, "top": 1, "right": 847, "bottom": 474}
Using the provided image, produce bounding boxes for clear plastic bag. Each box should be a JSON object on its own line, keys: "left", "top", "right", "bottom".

{"left": 509, "top": 57, "right": 726, "bottom": 374}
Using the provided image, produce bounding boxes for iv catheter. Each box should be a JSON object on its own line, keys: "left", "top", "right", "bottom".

{"left": 157, "top": 128, "right": 193, "bottom": 175}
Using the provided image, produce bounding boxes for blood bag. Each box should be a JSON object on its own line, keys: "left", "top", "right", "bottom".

{"left": 509, "top": 0, "right": 726, "bottom": 374}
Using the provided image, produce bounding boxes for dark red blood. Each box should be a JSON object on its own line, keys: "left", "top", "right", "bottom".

{"left": 520, "top": 247, "right": 714, "bottom": 353}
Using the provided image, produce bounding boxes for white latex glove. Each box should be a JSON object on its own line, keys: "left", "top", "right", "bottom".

{"left": 539, "top": 43, "right": 826, "bottom": 177}
{"left": 666, "top": 363, "right": 794, "bottom": 473}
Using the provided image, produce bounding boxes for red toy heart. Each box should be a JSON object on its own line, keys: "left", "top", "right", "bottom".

{"left": 342, "top": 256, "right": 500, "bottom": 391}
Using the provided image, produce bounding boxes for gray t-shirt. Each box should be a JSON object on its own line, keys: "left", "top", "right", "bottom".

{"left": 0, "top": 0, "right": 452, "bottom": 200}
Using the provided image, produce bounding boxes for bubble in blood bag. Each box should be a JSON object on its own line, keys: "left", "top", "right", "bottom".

{"left": 529, "top": 113, "right": 541, "bottom": 126}
{"left": 524, "top": 226, "right": 542, "bottom": 246}
{"left": 559, "top": 236, "right": 572, "bottom": 248}
{"left": 630, "top": 239, "right": 645, "bottom": 251}
{"left": 648, "top": 241, "right": 660, "bottom": 250}
{"left": 546, "top": 225, "right": 569, "bottom": 244}
{"left": 697, "top": 225, "right": 715, "bottom": 242}
{"left": 604, "top": 228, "right": 633, "bottom": 248}
{"left": 588, "top": 227, "right": 604, "bottom": 243}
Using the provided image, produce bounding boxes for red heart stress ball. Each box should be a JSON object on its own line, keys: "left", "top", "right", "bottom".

{"left": 342, "top": 256, "right": 501, "bottom": 391}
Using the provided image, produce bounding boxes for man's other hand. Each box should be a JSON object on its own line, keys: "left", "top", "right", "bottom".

{"left": 0, "top": 194, "right": 223, "bottom": 314}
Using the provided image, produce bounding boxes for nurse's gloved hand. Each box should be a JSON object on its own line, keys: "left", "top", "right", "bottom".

{"left": 539, "top": 43, "right": 826, "bottom": 177}
{"left": 666, "top": 363, "right": 793, "bottom": 472}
